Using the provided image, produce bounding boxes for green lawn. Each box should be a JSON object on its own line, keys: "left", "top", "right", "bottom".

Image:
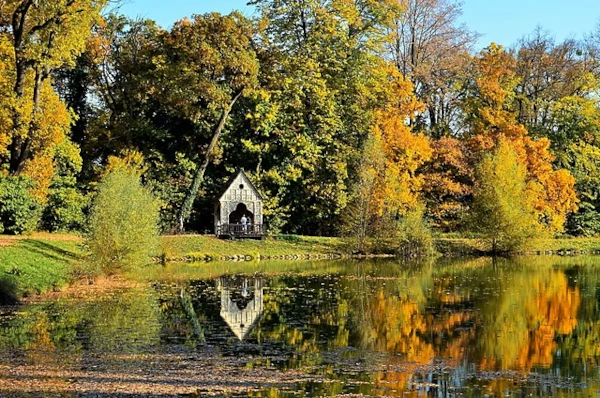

{"left": 0, "top": 234, "right": 350, "bottom": 303}
{"left": 0, "top": 238, "right": 82, "bottom": 302}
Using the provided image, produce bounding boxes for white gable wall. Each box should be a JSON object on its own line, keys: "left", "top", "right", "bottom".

{"left": 215, "top": 171, "right": 264, "bottom": 230}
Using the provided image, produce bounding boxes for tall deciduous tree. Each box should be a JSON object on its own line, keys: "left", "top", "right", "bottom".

{"left": 154, "top": 13, "right": 259, "bottom": 231}
{"left": 370, "top": 72, "right": 432, "bottom": 219}
{"left": 511, "top": 32, "right": 600, "bottom": 235}
{"left": 0, "top": 0, "right": 106, "bottom": 175}
{"left": 344, "top": 71, "right": 432, "bottom": 249}
{"left": 464, "top": 44, "right": 578, "bottom": 234}
{"left": 53, "top": 15, "right": 163, "bottom": 177}
{"left": 387, "top": 0, "right": 477, "bottom": 137}
{"left": 514, "top": 30, "right": 599, "bottom": 139}
{"left": 244, "top": 0, "right": 402, "bottom": 234}
{"left": 470, "top": 139, "right": 538, "bottom": 253}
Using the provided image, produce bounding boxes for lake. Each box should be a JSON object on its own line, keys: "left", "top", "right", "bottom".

{"left": 0, "top": 256, "right": 599, "bottom": 397}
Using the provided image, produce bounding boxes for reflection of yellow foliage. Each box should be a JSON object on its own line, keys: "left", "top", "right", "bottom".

{"left": 27, "top": 313, "right": 56, "bottom": 365}
{"left": 513, "top": 272, "right": 580, "bottom": 370}
{"left": 481, "top": 270, "right": 580, "bottom": 372}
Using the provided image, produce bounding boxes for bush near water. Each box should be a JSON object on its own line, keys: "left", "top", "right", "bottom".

{"left": 86, "top": 169, "right": 160, "bottom": 274}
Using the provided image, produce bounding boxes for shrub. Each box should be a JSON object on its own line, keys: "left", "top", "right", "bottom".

{"left": 41, "top": 182, "right": 87, "bottom": 232}
{"left": 86, "top": 168, "right": 160, "bottom": 273}
{"left": 396, "top": 205, "right": 434, "bottom": 258}
{"left": 0, "top": 176, "right": 41, "bottom": 235}
{"left": 41, "top": 141, "right": 87, "bottom": 232}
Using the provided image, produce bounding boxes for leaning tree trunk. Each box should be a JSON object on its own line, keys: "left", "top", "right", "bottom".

{"left": 176, "top": 90, "right": 243, "bottom": 233}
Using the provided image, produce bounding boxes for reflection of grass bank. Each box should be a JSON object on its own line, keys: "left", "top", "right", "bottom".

{"left": 0, "top": 238, "right": 82, "bottom": 302}
{"left": 162, "top": 234, "right": 600, "bottom": 260}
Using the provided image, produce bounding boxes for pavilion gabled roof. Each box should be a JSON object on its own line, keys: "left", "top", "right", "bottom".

{"left": 216, "top": 169, "right": 264, "bottom": 202}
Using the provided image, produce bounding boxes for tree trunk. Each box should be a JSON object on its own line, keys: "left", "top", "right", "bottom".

{"left": 10, "top": 67, "right": 44, "bottom": 175}
{"left": 8, "top": 59, "right": 29, "bottom": 175}
{"left": 9, "top": 1, "right": 32, "bottom": 175}
{"left": 176, "top": 90, "right": 243, "bottom": 233}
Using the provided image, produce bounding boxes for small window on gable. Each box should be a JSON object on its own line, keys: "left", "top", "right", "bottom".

{"left": 239, "top": 184, "right": 245, "bottom": 190}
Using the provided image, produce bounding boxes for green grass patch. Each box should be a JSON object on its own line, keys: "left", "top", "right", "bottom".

{"left": 0, "top": 238, "right": 83, "bottom": 301}
{"left": 158, "top": 234, "right": 349, "bottom": 261}
{"left": 435, "top": 236, "right": 600, "bottom": 256}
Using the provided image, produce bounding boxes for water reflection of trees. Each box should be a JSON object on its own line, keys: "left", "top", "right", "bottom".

{"left": 0, "top": 257, "right": 598, "bottom": 397}
{"left": 249, "top": 258, "right": 591, "bottom": 395}
{"left": 0, "top": 287, "right": 161, "bottom": 363}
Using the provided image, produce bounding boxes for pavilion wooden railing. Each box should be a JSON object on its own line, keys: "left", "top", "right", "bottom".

{"left": 217, "top": 223, "right": 267, "bottom": 237}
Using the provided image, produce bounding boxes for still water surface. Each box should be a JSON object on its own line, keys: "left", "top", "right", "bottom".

{"left": 1, "top": 256, "right": 600, "bottom": 397}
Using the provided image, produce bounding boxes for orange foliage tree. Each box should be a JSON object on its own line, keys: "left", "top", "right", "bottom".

{"left": 369, "top": 71, "right": 432, "bottom": 219}
{"left": 345, "top": 68, "right": 432, "bottom": 245}
{"left": 421, "top": 136, "right": 472, "bottom": 230}
{"left": 464, "top": 44, "right": 577, "bottom": 234}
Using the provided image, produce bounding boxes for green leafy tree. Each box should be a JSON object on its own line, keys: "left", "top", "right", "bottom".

{"left": 241, "top": 0, "right": 402, "bottom": 234}
{"left": 86, "top": 168, "right": 159, "bottom": 274}
{"left": 0, "top": 175, "right": 41, "bottom": 234}
{"left": 343, "top": 133, "right": 386, "bottom": 253}
{"left": 154, "top": 12, "right": 259, "bottom": 232}
{"left": 564, "top": 140, "right": 600, "bottom": 235}
{"left": 54, "top": 15, "right": 163, "bottom": 179}
{"left": 470, "top": 139, "right": 539, "bottom": 253}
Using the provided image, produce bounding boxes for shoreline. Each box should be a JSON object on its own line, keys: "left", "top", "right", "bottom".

{"left": 3, "top": 233, "right": 600, "bottom": 303}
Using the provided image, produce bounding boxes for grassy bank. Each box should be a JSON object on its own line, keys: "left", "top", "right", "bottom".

{"left": 0, "top": 235, "right": 82, "bottom": 303}
{"left": 4, "top": 233, "right": 600, "bottom": 303}
{"left": 435, "top": 236, "right": 600, "bottom": 256}
{"left": 0, "top": 234, "right": 350, "bottom": 303}
{"left": 159, "top": 234, "right": 349, "bottom": 261}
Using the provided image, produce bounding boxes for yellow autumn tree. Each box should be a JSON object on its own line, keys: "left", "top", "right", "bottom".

{"left": 0, "top": 0, "right": 105, "bottom": 203}
{"left": 0, "top": 36, "right": 13, "bottom": 152}
{"left": 370, "top": 69, "right": 432, "bottom": 218}
{"left": 465, "top": 44, "right": 577, "bottom": 234}
{"left": 345, "top": 67, "right": 432, "bottom": 251}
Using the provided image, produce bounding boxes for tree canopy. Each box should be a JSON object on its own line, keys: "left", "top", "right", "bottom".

{"left": 1, "top": 1, "right": 599, "bottom": 239}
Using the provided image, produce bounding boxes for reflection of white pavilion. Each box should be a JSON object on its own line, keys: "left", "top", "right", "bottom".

{"left": 217, "top": 277, "right": 263, "bottom": 341}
